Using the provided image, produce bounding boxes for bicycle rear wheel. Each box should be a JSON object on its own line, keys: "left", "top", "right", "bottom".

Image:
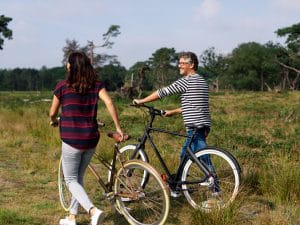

{"left": 181, "top": 147, "right": 240, "bottom": 210}
{"left": 118, "top": 144, "right": 148, "bottom": 163}
{"left": 58, "top": 156, "right": 72, "bottom": 211}
{"left": 114, "top": 160, "right": 170, "bottom": 225}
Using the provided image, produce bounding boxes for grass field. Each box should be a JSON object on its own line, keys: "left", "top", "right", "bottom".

{"left": 0, "top": 91, "right": 299, "bottom": 225}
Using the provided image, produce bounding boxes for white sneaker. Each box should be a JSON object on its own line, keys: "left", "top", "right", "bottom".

{"left": 170, "top": 190, "right": 181, "bottom": 198}
{"left": 59, "top": 217, "right": 76, "bottom": 225}
{"left": 91, "top": 208, "right": 105, "bottom": 225}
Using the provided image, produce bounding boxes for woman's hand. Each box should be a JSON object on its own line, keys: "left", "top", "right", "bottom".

{"left": 50, "top": 117, "right": 59, "bottom": 127}
{"left": 116, "top": 128, "right": 125, "bottom": 141}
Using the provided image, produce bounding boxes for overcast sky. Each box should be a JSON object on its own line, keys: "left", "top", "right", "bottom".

{"left": 1, "top": 0, "right": 300, "bottom": 69}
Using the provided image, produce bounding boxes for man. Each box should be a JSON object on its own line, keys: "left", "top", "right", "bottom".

{"left": 134, "top": 51, "right": 210, "bottom": 156}
{"left": 133, "top": 51, "right": 213, "bottom": 197}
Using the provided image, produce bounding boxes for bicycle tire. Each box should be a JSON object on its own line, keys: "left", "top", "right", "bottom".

{"left": 108, "top": 145, "right": 148, "bottom": 183}
{"left": 114, "top": 160, "right": 170, "bottom": 225}
{"left": 58, "top": 156, "right": 72, "bottom": 211}
{"left": 181, "top": 147, "right": 241, "bottom": 210}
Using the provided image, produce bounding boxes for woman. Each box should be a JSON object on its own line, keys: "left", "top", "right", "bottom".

{"left": 49, "top": 52, "right": 124, "bottom": 225}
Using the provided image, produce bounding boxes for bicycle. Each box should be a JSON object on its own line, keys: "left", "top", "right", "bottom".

{"left": 117, "top": 104, "right": 241, "bottom": 211}
{"left": 58, "top": 128, "right": 170, "bottom": 225}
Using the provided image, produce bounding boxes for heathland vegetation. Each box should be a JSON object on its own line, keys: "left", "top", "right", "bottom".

{"left": 1, "top": 16, "right": 299, "bottom": 225}
{"left": 0, "top": 91, "right": 299, "bottom": 225}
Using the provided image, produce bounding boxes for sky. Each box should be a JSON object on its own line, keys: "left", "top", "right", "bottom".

{"left": 1, "top": 0, "right": 300, "bottom": 69}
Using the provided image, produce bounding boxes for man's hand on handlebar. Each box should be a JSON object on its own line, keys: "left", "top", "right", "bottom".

{"left": 130, "top": 103, "right": 166, "bottom": 117}
{"left": 162, "top": 110, "right": 172, "bottom": 117}
{"left": 132, "top": 99, "right": 143, "bottom": 105}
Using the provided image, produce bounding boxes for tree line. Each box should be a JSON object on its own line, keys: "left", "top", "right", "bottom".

{"left": 0, "top": 15, "right": 299, "bottom": 93}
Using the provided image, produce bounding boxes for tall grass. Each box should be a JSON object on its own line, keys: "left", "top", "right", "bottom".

{"left": 0, "top": 91, "right": 299, "bottom": 225}
{"left": 259, "top": 153, "right": 300, "bottom": 204}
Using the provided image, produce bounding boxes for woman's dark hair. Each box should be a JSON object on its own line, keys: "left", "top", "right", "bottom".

{"left": 67, "top": 52, "right": 98, "bottom": 94}
{"left": 178, "top": 51, "right": 199, "bottom": 71}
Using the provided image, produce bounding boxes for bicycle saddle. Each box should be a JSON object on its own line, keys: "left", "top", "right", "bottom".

{"left": 107, "top": 132, "right": 130, "bottom": 143}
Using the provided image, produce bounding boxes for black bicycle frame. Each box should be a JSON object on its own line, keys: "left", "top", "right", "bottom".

{"left": 132, "top": 124, "right": 213, "bottom": 186}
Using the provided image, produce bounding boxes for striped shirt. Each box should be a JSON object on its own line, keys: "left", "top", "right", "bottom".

{"left": 157, "top": 74, "right": 210, "bottom": 130}
{"left": 54, "top": 80, "right": 104, "bottom": 150}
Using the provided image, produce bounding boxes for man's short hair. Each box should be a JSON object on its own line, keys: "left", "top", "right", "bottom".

{"left": 178, "top": 51, "right": 198, "bottom": 71}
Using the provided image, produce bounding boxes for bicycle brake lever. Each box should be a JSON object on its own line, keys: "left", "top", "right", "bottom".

{"left": 160, "top": 110, "right": 166, "bottom": 116}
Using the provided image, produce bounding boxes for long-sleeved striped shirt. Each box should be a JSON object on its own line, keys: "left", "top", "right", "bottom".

{"left": 157, "top": 74, "right": 210, "bottom": 130}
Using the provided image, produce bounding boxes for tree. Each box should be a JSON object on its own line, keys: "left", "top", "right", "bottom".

{"left": 0, "top": 66, "right": 64, "bottom": 91}
{"left": 123, "top": 62, "right": 151, "bottom": 98}
{"left": 92, "top": 52, "right": 118, "bottom": 67}
{"left": 101, "top": 25, "right": 121, "bottom": 49}
{"left": 62, "top": 39, "right": 87, "bottom": 65}
{"left": 276, "top": 23, "right": 300, "bottom": 54}
{"left": 0, "top": 15, "right": 13, "bottom": 50}
{"left": 275, "top": 23, "right": 300, "bottom": 90}
{"left": 88, "top": 25, "right": 121, "bottom": 66}
{"left": 226, "top": 42, "right": 278, "bottom": 91}
{"left": 62, "top": 25, "right": 121, "bottom": 67}
{"left": 98, "top": 63, "right": 126, "bottom": 91}
{"left": 199, "top": 47, "right": 227, "bottom": 91}
{"left": 148, "top": 47, "right": 178, "bottom": 88}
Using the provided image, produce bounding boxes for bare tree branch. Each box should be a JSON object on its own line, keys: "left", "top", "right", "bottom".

{"left": 278, "top": 61, "right": 300, "bottom": 74}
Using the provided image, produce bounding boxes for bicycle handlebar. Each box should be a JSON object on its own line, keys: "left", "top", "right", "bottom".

{"left": 130, "top": 104, "right": 165, "bottom": 116}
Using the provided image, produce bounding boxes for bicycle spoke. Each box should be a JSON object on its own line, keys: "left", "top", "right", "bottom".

{"left": 181, "top": 148, "right": 240, "bottom": 210}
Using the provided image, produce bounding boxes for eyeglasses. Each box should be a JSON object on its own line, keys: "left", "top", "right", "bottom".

{"left": 178, "top": 61, "right": 190, "bottom": 65}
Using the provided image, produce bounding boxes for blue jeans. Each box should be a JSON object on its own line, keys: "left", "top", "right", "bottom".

{"left": 180, "top": 128, "right": 211, "bottom": 166}
{"left": 181, "top": 128, "right": 220, "bottom": 192}
{"left": 62, "top": 142, "right": 95, "bottom": 215}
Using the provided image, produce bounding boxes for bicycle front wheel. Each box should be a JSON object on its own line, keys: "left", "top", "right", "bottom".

{"left": 114, "top": 160, "right": 170, "bottom": 225}
{"left": 108, "top": 144, "right": 148, "bottom": 184}
{"left": 58, "top": 156, "right": 72, "bottom": 211}
{"left": 181, "top": 147, "right": 241, "bottom": 210}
